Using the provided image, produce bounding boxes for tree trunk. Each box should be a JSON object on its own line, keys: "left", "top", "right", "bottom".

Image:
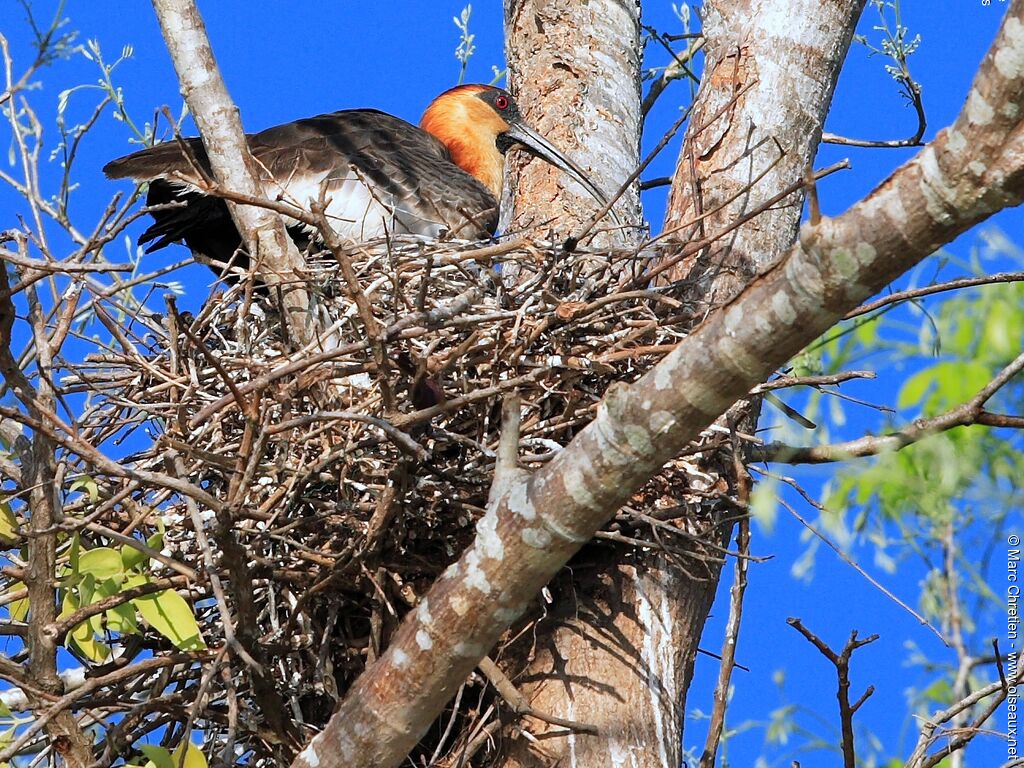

{"left": 665, "top": 0, "right": 867, "bottom": 284}
{"left": 502, "top": 0, "right": 643, "bottom": 248}
{"left": 496, "top": 2, "right": 865, "bottom": 766}
{"left": 498, "top": 3, "right": 672, "bottom": 765}
{"left": 497, "top": 553, "right": 722, "bottom": 768}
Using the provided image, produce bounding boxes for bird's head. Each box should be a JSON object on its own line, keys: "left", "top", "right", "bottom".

{"left": 420, "top": 84, "right": 611, "bottom": 212}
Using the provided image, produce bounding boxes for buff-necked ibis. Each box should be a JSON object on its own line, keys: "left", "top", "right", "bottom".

{"left": 103, "top": 84, "right": 612, "bottom": 276}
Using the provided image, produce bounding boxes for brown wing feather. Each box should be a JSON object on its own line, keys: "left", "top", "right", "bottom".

{"left": 103, "top": 110, "right": 499, "bottom": 244}
{"left": 103, "top": 139, "right": 209, "bottom": 183}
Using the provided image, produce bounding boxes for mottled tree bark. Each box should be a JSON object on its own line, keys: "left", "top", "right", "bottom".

{"left": 502, "top": 0, "right": 643, "bottom": 248}
{"left": 496, "top": 2, "right": 865, "bottom": 767}
{"left": 150, "top": 0, "right": 309, "bottom": 343}
{"left": 664, "top": 0, "right": 867, "bottom": 288}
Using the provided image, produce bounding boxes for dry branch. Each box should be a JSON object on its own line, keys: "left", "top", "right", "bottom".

{"left": 786, "top": 618, "right": 878, "bottom": 768}
{"left": 755, "top": 349, "right": 1024, "bottom": 464}
{"left": 149, "top": 0, "right": 309, "bottom": 343}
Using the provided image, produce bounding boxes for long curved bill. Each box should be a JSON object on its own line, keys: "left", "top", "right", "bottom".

{"left": 503, "top": 121, "right": 620, "bottom": 224}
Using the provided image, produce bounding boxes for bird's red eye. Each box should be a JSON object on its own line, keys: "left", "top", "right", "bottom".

{"left": 494, "top": 95, "right": 509, "bottom": 111}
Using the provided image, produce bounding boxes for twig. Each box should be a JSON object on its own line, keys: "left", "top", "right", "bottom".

{"left": 477, "top": 656, "right": 598, "bottom": 735}
{"left": 906, "top": 661, "right": 1024, "bottom": 768}
{"left": 786, "top": 618, "right": 878, "bottom": 768}
{"left": 311, "top": 196, "right": 394, "bottom": 410}
{"left": 844, "top": 271, "right": 1024, "bottom": 320}
{"left": 823, "top": 3, "right": 926, "bottom": 149}
{"left": 568, "top": 104, "right": 693, "bottom": 248}
{"left": 629, "top": 158, "right": 850, "bottom": 288}
{"left": 163, "top": 451, "right": 258, "bottom": 669}
{"left": 167, "top": 297, "right": 254, "bottom": 419}
{"left": 267, "top": 411, "right": 428, "bottom": 462}
{"left": 699, "top": 435, "right": 751, "bottom": 768}
{"left": 0, "top": 653, "right": 209, "bottom": 764}
{"left": 755, "top": 349, "right": 1024, "bottom": 463}
{"left": 641, "top": 34, "right": 705, "bottom": 117}
{"left": 761, "top": 470, "right": 948, "bottom": 645}
{"left": 752, "top": 370, "right": 876, "bottom": 393}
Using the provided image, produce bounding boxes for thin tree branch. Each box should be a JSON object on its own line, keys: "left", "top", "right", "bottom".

{"left": 764, "top": 472, "right": 948, "bottom": 645}
{"left": 754, "top": 349, "right": 1024, "bottom": 464}
{"left": 845, "top": 271, "right": 1024, "bottom": 320}
{"left": 641, "top": 34, "right": 705, "bottom": 117}
{"left": 752, "top": 370, "right": 877, "bottom": 393}
{"left": 906, "top": 661, "right": 1024, "bottom": 768}
{"left": 148, "top": 0, "right": 309, "bottom": 343}
{"left": 20, "top": 280, "right": 93, "bottom": 766}
{"left": 699, "top": 437, "right": 751, "bottom": 768}
{"left": 786, "top": 618, "right": 878, "bottom": 768}
{"left": 477, "top": 656, "right": 598, "bottom": 734}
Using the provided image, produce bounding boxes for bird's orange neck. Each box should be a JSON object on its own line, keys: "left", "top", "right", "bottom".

{"left": 421, "top": 87, "right": 505, "bottom": 200}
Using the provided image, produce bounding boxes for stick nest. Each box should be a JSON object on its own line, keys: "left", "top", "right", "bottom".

{"left": 61, "top": 235, "right": 735, "bottom": 765}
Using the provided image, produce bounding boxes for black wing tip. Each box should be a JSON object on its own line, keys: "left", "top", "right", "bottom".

{"left": 102, "top": 152, "right": 149, "bottom": 181}
{"left": 102, "top": 156, "right": 129, "bottom": 180}
{"left": 102, "top": 141, "right": 192, "bottom": 181}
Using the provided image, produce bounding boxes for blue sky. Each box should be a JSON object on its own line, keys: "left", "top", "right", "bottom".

{"left": 1, "top": 2, "right": 1020, "bottom": 766}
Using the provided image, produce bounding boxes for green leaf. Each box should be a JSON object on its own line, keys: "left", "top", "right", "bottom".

{"left": 174, "top": 742, "right": 208, "bottom": 768}
{"left": 0, "top": 698, "right": 11, "bottom": 717}
{"left": 69, "top": 475, "right": 99, "bottom": 503}
{"left": 897, "top": 361, "right": 993, "bottom": 413}
{"left": 121, "top": 541, "right": 147, "bottom": 571}
{"left": 748, "top": 477, "right": 778, "bottom": 534}
{"left": 140, "top": 745, "right": 174, "bottom": 768}
{"left": 66, "top": 534, "right": 82, "bottom": 577}
{"left": 105, "top": 601, "right": 139, "bottom": 634}
{"left": 121, "top": 532, "right": 163, "bottom": 571}
{"left": 981, "top": 300, "right": 1016, "bottom": 358}
{"left": 897, "top": 366, "right": 936, "bottom": 410}
{"left": 6, "top": 580, "right": 28, "bottom": 622}
{"left": 130, "top": 578, "right": 205, "bottom": 651}
{"left": 143, "top": 741, "right": 206, "bottom": 768}
{"left": 78, "top": 547, "right": 124, "bottom": 585}
{"left": 89, "top": 577, "right": 128, "bottom": 636}
{"left": 0, "top": 500, "right": 19, "bottom": 546}
{"left": 61, "top": 591, "right": 110, "bottom": 662}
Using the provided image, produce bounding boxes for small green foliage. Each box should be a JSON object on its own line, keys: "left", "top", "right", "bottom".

{"left": 121, "top": 531, "right": 164, "bottom": 571}
{"left": 68, "top": 475, "right": 100, "bottom": 504}
{"left": 77, "top": 546, "right": 123, "bottom": 583}
{"left": 898, "top": 361, "right": 994, "bottom": 414}
{"left": 56, "top": 39, "right": 147, "bottom": 143}
{"left": 5, "top": 580, "right": 28, "bottom": 623}
{"left": 748, "top": 475, "right": 779, "bottom": 534}
{"left": 453, "top": 5, "right": 475, "bottom": 85}
{"left": 125, "top": 573, "right": 206, "bottom": 652}
{"left": 142, "top": 740, "right": 207, "bottom": 768}
{"left": 140, "top": 745, "right": 174, "bottom": 768}
{"left": 0, "top": 500, "right": 20, "bottom": 546}
{"left": 60, "top": 543, "right": 205, "bottom": 659}
{"left": 854, "top": 0, "right": 923, "bottom": 105}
